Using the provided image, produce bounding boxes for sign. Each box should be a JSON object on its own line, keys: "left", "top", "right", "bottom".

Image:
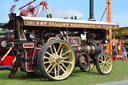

{"left": 24, "top": 20, "right": 119, "bottom": 29}
{"left": 67, "top": 37, "right": 81, "bottom": 46}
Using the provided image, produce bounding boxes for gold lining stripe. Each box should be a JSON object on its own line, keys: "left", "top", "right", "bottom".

{"left": 23, "top": 43, "right": 34, "bottom": 48}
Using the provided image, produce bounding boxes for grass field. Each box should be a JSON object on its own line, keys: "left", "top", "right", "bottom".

{"left": 0, "top": 60, "right": 128, "bottom": 85}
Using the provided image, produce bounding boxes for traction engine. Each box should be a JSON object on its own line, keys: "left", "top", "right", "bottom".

{"left": 0, "top": 0, "right": 116, "bottom": 81}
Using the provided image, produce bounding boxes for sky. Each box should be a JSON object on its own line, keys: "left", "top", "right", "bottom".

{"left": 0, "top": 0, "right": 128, "bottom": 27}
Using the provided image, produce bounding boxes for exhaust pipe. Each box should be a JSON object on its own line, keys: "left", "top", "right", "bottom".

{"left": 88, "top": 0, "right": 95, "bottom": 21}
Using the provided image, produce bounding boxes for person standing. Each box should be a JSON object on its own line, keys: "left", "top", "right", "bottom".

{"left": 122, "top": 45, "right": 127, "bottom": 61}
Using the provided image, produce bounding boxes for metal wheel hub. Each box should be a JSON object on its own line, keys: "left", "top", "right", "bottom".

{"left": 56, "top": 57, "right": 63, "bottom": 64}
{"left": 102, "top": 61, "right": 107, "bottom": 65}
{"left": 49, "top": 53, "right": 63, "bottom": 64}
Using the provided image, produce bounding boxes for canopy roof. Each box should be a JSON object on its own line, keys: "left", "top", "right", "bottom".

{"left": 113, "top": 27, "right": 128, "bottom": 36}
{"left": 22, "top": 16, "right": 119, "bottom": 29}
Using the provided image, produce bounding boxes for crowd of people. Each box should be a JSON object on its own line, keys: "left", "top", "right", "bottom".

{"left": 112, "top": 41, "right": 128, "bottom": 61}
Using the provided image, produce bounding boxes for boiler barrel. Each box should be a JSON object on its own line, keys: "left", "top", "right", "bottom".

{"left": 72, "top": 45, "right": 101, "bottom": 55}
{"left": 94, "top": 45, "right": 102, "bottom": 55}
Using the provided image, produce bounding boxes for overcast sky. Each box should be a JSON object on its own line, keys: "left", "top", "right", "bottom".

{"left": 0, "top": 0, "right": 128, "bottom": 27}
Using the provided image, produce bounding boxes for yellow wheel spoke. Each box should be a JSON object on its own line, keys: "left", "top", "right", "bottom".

{"left": 54, "top": 67, "right": 57, "bottom": 77}
{"left": 62, "top": 50, "right": 71, "bottom": 56}
{"left": 103, "top": 68, "right": 106, "bottom": 72}
{"left": 44, "top": 56, "right": 50, "bottom": 60}
{"left": 101, "top": 56, "right": 103, "bottom": 60}
{"left": 102, "top": 66, "right": 106, "bottom": 72}
{"left": 100, "top": 65, "right": 103, "bottom": 72}
{"left": 104, "top": 56, "right": 107, "bottom": 61}
{"left": 103, "top": 56, "right": 106, "bottom": 61}
{"left": 57, "top": 43, "right": 62, "bottom": 54}
{"left": 46, "top": 51, "right": 54, "bottom": 57}
{"left": 107, "top": 60, "right": 112, "bottom": 64}
{"left": 48, "top": 64, "right": 56, "bottom": 73}
{"left": 44, "top": 61, "right": 54, "bottom": 64}
{"left": 100, "top": 64, "right": 103, "bottom": 69}
{"left": 108, "top": 62, "right": 111, "bottom": 65}
{"left": 60, "top": 47, "right": 64, "bottom": 56}
{"left": 99, "top": 63, "right": 104, "bottom": 70}
{"left": 107, "top": 63, "right": 111, "bottom": 68}
{"left": 59, "top": 64, "right": 66, "bottom": 73}
{"left": 99, "top": 59, "right": 103, "bottom": 63}
{"left": 106, "top": 65, "right": 110, "bottom": 70}
{"left": 102, "top": 64, "right": 109, "bottom": 72}
{"left": 46, "top": 64, "right": 52, "bottom": 72}
{"left": 61, "top": 63, "right": 67, "bottom": 70}
{"left": 57, "top": 64, "right": 60, "bottom": 77}
{"left": 63, "top": 60, "right": 72, "bottom": 64}
{"left": 62, "top": 56, "right": 69, "bottom": 60}
{"left": 103, "top": 65, "right": 107, "bottom": 71}
{"left": 99, "top": 61, "right": 104, "bottom": 65}
{"left": 50, "top": 46, "right": 54, "bottom": 55}
{"left": 53, "top": 45, "right": 57, "bottom": 55}
{"left": 86, "top": 64, "right": 94, "bottom": 71}
{"left": 106, "top": 65, "right": 110, "bottom": 72}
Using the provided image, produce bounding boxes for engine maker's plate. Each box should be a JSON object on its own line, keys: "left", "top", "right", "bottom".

{"left": 67, "top": 37, "right": 81, "bottom": 46}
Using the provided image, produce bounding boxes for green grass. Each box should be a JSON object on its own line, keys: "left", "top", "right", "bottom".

{"left": 0, "top": 60, "right": 128, "bottom": 85}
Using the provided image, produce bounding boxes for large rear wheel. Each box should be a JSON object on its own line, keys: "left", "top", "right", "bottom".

{"left": 37, "top": 40, "right": 75, "bottom": 80}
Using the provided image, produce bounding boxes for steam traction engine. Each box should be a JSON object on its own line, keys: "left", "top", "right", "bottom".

{"left": 0, "top": 0, "right": 119, "bottom": 81}
{"left": 6, "top": 12, "right": 119, "bottom": 80}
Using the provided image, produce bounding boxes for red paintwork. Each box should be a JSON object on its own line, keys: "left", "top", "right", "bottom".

{"left": 112, "top": 55, "right": 116, "bottom": 61}
{"left": 117, "top": 57, "right": 125, "bottom": 61}
{"left": 19, "top": 0, "right": 50, "bottom": 17}
{"left": 19, "top": 0, "right": 36, "bottom": 16}
{"left": 10, "top": 5, "right": 16, "bottom": 12}
{"left": 72, "top": 46, "right": 95, "bottom": 54}
{"left": 40, "top": 1, "right": 48, "bottom": 9}
{"left": 0, "top": 36, "right": 14, "bottom": 67}
{"left": 0, "top": 56, "right": 15, "bottom": 66}
{"left": 0, "top": 38, "right": 7, "bottom": 52}
{"left": 19, "top": 6, "right": 35, "bottom": 16}
{"left": 26, "top": 48, "right": 40, "bottom": 71}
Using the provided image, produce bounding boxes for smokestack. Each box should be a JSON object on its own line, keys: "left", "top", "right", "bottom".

{"left": 88, "top": 0, "right": 95, "bottom": 21}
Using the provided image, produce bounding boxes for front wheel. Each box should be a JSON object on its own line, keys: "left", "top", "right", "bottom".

{"left": 37, "top": 40, "right": 75, "bottom": 80}
{"left": 96, "top": 52, "right": 113, "bottom": 75}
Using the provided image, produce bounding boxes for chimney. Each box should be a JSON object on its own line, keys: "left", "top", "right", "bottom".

{"left": 88, "top": 0, "right": 95, "bottom": 21}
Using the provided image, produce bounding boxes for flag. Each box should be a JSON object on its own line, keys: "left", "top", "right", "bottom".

{"left": 14, "top": 0, "right": 19, "bottom": 2}
{"left": 10, "top": 5, "right": 16, "bottom": 13}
